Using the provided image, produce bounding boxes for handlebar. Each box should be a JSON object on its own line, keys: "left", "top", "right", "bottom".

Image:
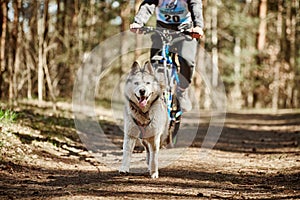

{"left": 132, "top": 26, "right": 202, "bottom": 39}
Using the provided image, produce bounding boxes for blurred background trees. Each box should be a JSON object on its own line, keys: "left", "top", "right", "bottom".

{"left": 0, "top": 0, "right": 299, "bottom": 110}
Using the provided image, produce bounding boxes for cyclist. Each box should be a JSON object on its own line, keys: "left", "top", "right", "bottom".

{"left": 130, "top": 0, "right": 204, "bottom": 112}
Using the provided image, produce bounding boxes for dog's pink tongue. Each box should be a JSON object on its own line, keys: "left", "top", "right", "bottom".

{"left": 139, "top": 99, "right": 147, "bottom": 108}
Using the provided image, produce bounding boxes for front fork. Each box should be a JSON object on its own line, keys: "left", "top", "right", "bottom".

{"left": 155, "top": 44, "right": 182, "bottom": 121}
{"left": 163, "top": 63, "right": 182, "bottom": 122}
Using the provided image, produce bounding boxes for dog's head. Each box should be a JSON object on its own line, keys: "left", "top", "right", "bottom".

{"left": 125, "top": 61, "right": 161, "bottom": 109}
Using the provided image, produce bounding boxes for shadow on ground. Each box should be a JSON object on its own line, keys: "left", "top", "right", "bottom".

{"left": 1, "top": 159, "right": 299, "bottom": 199}
{"left": 0, "top": 106, "right": 299, "bottom": 199}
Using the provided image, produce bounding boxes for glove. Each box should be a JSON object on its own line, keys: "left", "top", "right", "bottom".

{"left": 130, "top": 23, "right": 143, "bottom": 33}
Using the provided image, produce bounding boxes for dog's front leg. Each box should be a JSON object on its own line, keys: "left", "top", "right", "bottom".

{"left": 149, "top": 150, "right": 159, "bottom": 178}
{"left": 119, "top": 134, "right": 136, "bottom": 174}
{"left": 141, "top": 140, "right": 150, "bottom": 169}
{"left": 149, "top": 137, "right": 160, "bottom": 178}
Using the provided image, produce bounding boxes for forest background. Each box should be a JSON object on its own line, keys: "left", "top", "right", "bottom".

{"left": 0, "top": 0, "right": 299, "bottom": 110}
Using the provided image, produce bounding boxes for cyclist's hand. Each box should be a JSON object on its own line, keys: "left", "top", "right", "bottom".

{"left": 130, "top": 23, "right": 143, "bottom": 33}
{"left": 190, "top": 26, "right": 204, "bottom": 38}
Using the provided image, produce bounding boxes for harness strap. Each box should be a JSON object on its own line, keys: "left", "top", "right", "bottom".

{"left": 126, "top": 95, "right": 160, "bottom": 138}
{"left": 131, "top": 116, "right": 152, "bottom": 139}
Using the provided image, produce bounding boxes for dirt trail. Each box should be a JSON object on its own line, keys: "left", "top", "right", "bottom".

{"left": 0, "top": 104, "right": 299, "bottom": 199}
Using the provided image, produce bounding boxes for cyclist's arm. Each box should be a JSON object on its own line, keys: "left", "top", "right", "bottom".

{"left": 134, "top": 0, "right": 159, "bottom": 26}
{"left": 188, "top": 0, "right": 204, "bottom": 29}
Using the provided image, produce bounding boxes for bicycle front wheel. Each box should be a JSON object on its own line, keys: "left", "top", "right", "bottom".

{"left": 168, "top": 94, "right": 182, "bottom": 147}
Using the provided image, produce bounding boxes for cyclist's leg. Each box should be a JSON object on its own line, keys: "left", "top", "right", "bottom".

{"left": 150, "top": 32, "right": 166, "bottom": 86}
{"left": 175, "top": 38, "right": 198, "bottom": 112}
{"left": 177, "top": 38, "right": 198, "bottom": 89}
{"left": 150, "top": 32, "right": 162, "bottom": 63}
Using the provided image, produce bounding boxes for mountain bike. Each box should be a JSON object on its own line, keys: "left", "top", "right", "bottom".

{"left": 134, "top": 26, "right": 201, "bottom": 147}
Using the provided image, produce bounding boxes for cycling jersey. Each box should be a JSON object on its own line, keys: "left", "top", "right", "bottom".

{"left": 156, "top": 0, "right": 191, "bottom": 24}
{"left": 134, "top": 0, "right": 204, "bottom": 28}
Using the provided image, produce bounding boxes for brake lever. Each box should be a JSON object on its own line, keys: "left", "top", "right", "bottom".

{"left": 178, "top": 22, "right": 192, "bottom": 31}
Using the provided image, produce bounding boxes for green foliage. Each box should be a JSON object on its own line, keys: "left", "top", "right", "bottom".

{"left": 0, "top": 110, "right": 18, "bottom": 123}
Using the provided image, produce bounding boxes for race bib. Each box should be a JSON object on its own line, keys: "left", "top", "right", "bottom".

{"left": 156, "top": 0, "right": 191, "bottom": 24}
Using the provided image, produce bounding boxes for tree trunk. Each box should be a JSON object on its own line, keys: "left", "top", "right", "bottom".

{"left": 74, "top": 0, "right": 83, "bottom": 62}
{"left": 7, "top": 0, "right": 20, "bottom": 102}
{"left": 27, "top": 1, "right": 38, "bottom": 100}
{"left": 134, "top": 0, "right": 143, "bottom": 60}
{"left": 193, "top": 39, "right": 205, "bottom": 108}
{"left": 13, "top": 0, "right": 22, "bottom": 100}
{"left": 26, "top": 48, "right": 32, "bottom": 100}
{"left": 294, "top": 0, "right": 300, "bottom": 108}
{"left": 0, "top": 1, "right": 8, "bottom": 98}
{"left": 257, "top": 0, "right": 267, "bottom": 51}
{"left": 89, "top": 0, "right": 97, "bottom": 48}
{"left": 289, "top": 0, "right": 298, "bottom": 108}
{"left": 231, "top": 36, "right": 243, "bottom": 108}
{"left": 272, "top": 0, "right": 283, "bottom": 111}
{"left": 120, "top": 1, "right": 131, "bottom": 66}
{"left": 284, "top": 1, "right": 294, "bottom": 108}
{"left": 211, "top": 1, "right": 218, "bottom": 88}
{"left": 202, "top": 0, "right": 212, "bottom": 109}
{"left": 37, "top": 0, "right": 50, "bottom": 103}
{"left": 37, "top": 1, "right": 44, "bottom": 102}
{"left": 64, "top": 0, "right": 71, "bottom": 70}
{"left": 56, "top": 0, "right": 65, "bottom": 44}
{"left": 42, "top": 0, "right": 56, "bottom": 105}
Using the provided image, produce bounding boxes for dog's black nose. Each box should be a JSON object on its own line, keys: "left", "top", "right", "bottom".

{"left": 139, "top": 89, "right": 146, "bottom": 96}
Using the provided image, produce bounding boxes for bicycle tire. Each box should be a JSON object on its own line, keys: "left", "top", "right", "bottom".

{"left": 168, "top": 93, "right": 181, "bottom": 147}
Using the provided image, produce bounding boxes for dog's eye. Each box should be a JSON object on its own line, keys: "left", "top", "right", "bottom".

{"left": 134, "top": 82, "right": 139, "bottom": 85}
{"left": 146, "top": 82, "right": 151, "bottom": 85}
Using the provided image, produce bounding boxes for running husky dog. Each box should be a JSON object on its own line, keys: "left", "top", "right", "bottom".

{"left": 119, "top": 61, "right": 169, "bottom": 178}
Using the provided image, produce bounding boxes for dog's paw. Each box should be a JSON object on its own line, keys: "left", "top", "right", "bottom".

{"left": 119, "top": 166, "right": 129, "bottom": 175}
{"left": 150, "top": 171, "right": 159, "bottom": 179}
{"left": 119, "top": 170, "right": 129, "bottom": 176}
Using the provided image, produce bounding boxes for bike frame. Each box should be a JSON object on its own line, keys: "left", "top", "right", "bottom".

{"left": 146, "top": 27, "right": 186, "bottom": 122}
{"left": 161, "top": 39, "right": 182, "bottom": 121}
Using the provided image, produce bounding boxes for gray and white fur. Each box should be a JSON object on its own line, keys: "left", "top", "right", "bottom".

{"left": 119, "top": 61, "right": 169, "bottom": 178}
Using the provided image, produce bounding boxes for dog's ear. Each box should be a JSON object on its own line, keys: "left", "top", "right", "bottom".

{"left": 144, "top": 61, "right": 154, "bottom": 75}
{"left": 131, "top": 61, "right": 140, "bottom": 74}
